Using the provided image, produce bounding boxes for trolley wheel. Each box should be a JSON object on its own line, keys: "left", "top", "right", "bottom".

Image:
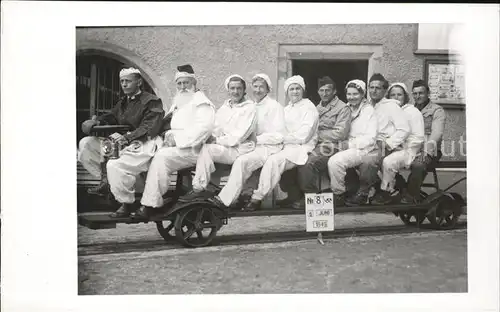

{"left": 427, "top": 195, "right": 461, "bottom": 230}
{"left": 399, "top": 210, "right": 427, "bottom": 226}
{"left": 174, "top": 205, "right": 220, "bottom": 248}
{"left": 155, "top": 219, "right": 176, "bottom": 241}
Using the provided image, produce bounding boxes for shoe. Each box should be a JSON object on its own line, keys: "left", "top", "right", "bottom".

{"left": 334, "top": 193, "right": 346, "bottom": 207}
{"left": 207, "top": 196, "right": 230, "bottom": 212}
{"left": 371, "top": 190, "right": 397, "bottom": 205}
{"left": 109, "top": 203, "right": 134, "bottom": 218}
{"left": 88, "top": 162, "right": 110, "bottom": 196}
{"left": 87, "top": 181, "right": 110, "bottom": 196}
{"left": 177, "top": 189, "right": 212, "bottom": 203}
{"left": 290, "top": 199, "right": 305, "bottom": 210}
{"left": 241, "top": 199, "right": 262, "bottom": 212}
{"left": 400, "top": 191, "right": 418, "bottom": 204}
{"left": 130, "top": 205, "right": 161, "bottom": 219}
{"left": 345, "top": 192, "right": 368, "bottom": 206}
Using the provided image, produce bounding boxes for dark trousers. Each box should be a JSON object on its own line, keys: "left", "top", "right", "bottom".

{"left": 406, "top": 151, "right": 442, "bottom": 197}
{"left": 280, "top": 148, "right": 339, "bottom": 200}
{"left": 356, "top": 146, "right": 386, "bottom": 196}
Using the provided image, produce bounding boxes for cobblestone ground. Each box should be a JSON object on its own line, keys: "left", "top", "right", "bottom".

{"left": 78, "top": 213, "right": 467, "bottom": 295}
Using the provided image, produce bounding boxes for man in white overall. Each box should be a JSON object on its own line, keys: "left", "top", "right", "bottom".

{"left": 131, "top": 64, "right": 216, "bottom": 218}
{"left": 178, "top": 74, "right": 258, "bottom": 202}
{"left": 78, "top": 67, "right": 165, "bottom": 217}
{"left": 213, "top": 75, "right": 318, "bottom": 211}
{"left": 196, "top": 73, "right": 285, "bottom": 208}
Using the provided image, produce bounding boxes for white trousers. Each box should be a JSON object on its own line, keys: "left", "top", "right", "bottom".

{"left": 251, "top": 149, "right": 297, "bottom": 201}
{"left": 327, "top": 148, "right": 376, "bottom": 195}
{"left": 106, "top": 138, "right": 162, "bottom": 204}
{"left": 380, "top": 149, "right": 417, "bottom": 192}
{"left": 78, "top": 136, "right": 105, "bottom": 178}
{"left": 218, "top": 145, "right": 281, "bottom": 206}
{"left": 192, "top": 144, "right": 242, "bottom": 192}
{"left": 140, "top": 146, "right": 200, "bottom": 208}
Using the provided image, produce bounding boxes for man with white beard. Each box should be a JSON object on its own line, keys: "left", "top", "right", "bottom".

{"left": 126, "top": 64, "right": 216, "bottom": 218}
{"left": 178, "top": 74, "right": 258, "bottom": 202}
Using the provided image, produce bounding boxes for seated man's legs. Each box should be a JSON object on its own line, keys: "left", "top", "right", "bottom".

{"left": 405, "top": 151, "right": 442, "bottom": 202}
{"left": 244, "top": 151, "right": 296, "bottom": 210}
{"left": 140, "top": 146, "right": 199, "bottom": 209}
{"left": 78, "top": 136, "right": 103, "bottom": 177}
{"left": 372, "top": 150, "right": 410, "bottom": 205}
{"left": 78, "top": 136, "right": 110, "bottom": 194}
{"left": 297, "top": 154, "right": 331, "bottom": 194}
{"left": 328, "top": 148, "right": 365, "bottom": 196}
{"left": 107, "top": 140, "right": 158, "bottom": 206}
{"left": 184, "top": 144, "right": 241, "bottom": 199}
{"left": 330, "top": 148, "right": 380, "bottom": 205}
{"left": 217, "top": 149, "right": 267, "bottom": 207}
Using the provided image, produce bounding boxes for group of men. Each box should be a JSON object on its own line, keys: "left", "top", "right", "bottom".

{"left": 78, "top": 63, "right": 445, "bottom": 218}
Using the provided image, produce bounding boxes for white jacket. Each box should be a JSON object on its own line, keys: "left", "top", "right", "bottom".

{"left": 169, "top": 91, "right": 215, "bottom": 149}
{"left": 281, "top": 98, "right": 319, "bottom": 165}
{"left": 347, "top": 99, "right": 378, "bottom": 152}
{"left": 373, "top": 98, "right": 410, "bottom": 150}
{"left": 401, "top": 103, "right": 425, "bottom": 157}
{"left": 254, "top": 95, "right": 286, "bottom": 154}
{"left": 213, "top": 98, "right": 257, "bottom": 154}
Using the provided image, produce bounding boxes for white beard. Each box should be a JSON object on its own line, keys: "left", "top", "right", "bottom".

{"left": 172, "top": 88, "right": 196, "bottom": 111}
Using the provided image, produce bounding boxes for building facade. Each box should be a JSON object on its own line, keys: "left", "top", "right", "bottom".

{"left": 76, "top": 23, "right": 466, "bottom": 161}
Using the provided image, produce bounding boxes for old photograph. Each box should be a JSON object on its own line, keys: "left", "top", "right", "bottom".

{"left": 76, "top": 23, "right": 467, "bottom": 295}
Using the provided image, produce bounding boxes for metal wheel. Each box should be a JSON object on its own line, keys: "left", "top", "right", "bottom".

{"left": 155, "top": 219, "right": 176, "bottom": 241}
{"left": 174, "top": 205, "right": 220, "bottom": 248}
{"left": 427, "top": 195, "right": 461, "bottom": 230}
{"left": 399, "top": 210, "right": 427, "bottom": 226}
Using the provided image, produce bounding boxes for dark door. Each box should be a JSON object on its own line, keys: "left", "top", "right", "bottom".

{"left": 292, "top": 60, "right": 369, "bottom": 104}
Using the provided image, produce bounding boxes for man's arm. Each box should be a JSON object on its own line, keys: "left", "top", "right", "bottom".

{"left": 122, "top": 99, "right": 164, "bottom": 142}
{"left": 96, "top": 102, "right": 120, "bottom": 125}
{"left": 256, "top": 103, "right": 286, "bottom": 145}
{"left": 318, "top": 106, "right": 352, "bottom": 143}
{"left": 385, "top": 101, "right": 410, "bottom": 150}
{"left": 426, "top": 106, "right": 446, "bottom": 156}
{"left": 216, "top": 106, "right": 258, "bottom": 147}
{"left": 173, "top": 103, "right": 215, "bottom": 148}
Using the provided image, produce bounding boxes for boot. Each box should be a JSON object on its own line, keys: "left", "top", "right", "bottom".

{"left": 109, "top": 203, "right": 135, "bottom": 218}
{"left": 87, "top": 161, "right": 110, "bottom": 196}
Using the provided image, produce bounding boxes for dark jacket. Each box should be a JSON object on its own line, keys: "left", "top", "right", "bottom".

{"left": 97, "top": 91, "right": 164, "bottom": 142}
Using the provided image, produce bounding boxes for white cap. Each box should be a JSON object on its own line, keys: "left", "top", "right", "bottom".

{"left": 284, "top": 75, "right": 305, "bottom": 93}
{"left": 252, "top": 73, "right": 272, "bottom": 91}
{"left": 119, "top": 67, "right": 141, "bottom": 77}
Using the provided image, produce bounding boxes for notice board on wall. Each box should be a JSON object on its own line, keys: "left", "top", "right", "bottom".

{"left": 425, "top": 59, "right": 466, "bottom": 106}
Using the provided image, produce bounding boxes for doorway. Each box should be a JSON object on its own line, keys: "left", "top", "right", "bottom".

{"left": 292, "top": 60, "right": 369, "bottom": 104}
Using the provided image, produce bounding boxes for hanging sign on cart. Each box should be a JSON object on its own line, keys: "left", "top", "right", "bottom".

{"left": 305, "top": 193, "right": 334, "bottom": 232}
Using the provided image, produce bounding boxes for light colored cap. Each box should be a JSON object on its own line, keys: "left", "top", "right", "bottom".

{"left": 225, "top": 74, "right": 245, "bottom": 90}
{"left": 252, "top": 73, "right": 272, "bottom": 91}
{"left": 284, "top": 75, "right": 305, "bottom": 93}
{"left": 346, "top": 79, "right": 366, "bottom": 94}
{"left": 119, "top": 67, "right": 141, "bottom": 77}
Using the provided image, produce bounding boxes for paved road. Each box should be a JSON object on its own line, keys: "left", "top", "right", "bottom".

{"left": 78, "top": 213, "right": 467, "bottom": 295}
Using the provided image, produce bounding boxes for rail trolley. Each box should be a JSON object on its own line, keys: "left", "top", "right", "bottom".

{"left": 78, "top": 125, "right": 467, "bottom": 248}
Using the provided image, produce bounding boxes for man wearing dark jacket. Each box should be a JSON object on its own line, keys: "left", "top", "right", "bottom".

{"left": 78, "top": 67, "right": 164, "bottom": 216}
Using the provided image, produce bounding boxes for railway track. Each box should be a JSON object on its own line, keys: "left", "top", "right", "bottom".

{"left": 79, "top": 222, "right": 467, "bottom": 257}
